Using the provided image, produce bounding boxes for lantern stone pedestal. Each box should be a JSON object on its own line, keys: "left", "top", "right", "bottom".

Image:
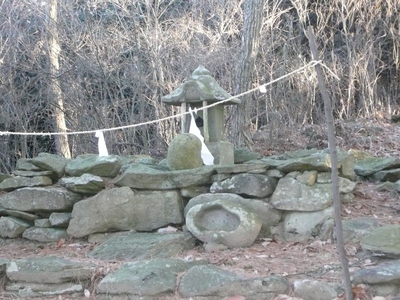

{"left": 207, "top": 141, "right": 234, "bottom": 165}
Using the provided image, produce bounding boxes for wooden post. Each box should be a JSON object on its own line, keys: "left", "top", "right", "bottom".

{"left": 307, "top": 26, "right": 353, "bottom": 300}
{"left": 203, "top": 100, "right": 209, "bottom": 143}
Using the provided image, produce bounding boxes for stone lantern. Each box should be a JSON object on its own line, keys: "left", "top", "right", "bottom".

{"left": 162, "top": 65, "right": 240, "bottom": 165}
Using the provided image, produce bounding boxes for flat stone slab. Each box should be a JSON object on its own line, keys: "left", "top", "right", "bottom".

{"left": 114, "top": 163, "right": 215, "bottom": 189}
{"left": 353, "top": 260, "right": 400, "bottom": 284}
{"left": 361, "top": 224, "right": 400, "bottom": 258}
{"left": 6, "top": 257, "right": 97, "bottom": 284}
{"left": 97, "top": 258, "right": 207, "bottom": 297}
{"left": 293, "top": 279, "right": 338, "bottom": 300}
{"left": 179, "top": 264, "right": 289, "bottom": 299}
{"left": 342, "top": 218, "right": 380, "bottom": 243}
{"left": 6, "top": 282, "right": 83, "bottom": 298}
{"left": 88, "top": 232, "right": 197, "bottom": 261}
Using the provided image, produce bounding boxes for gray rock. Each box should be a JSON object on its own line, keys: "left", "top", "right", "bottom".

{"left": 167, "top": 133, "right": 203, "bottom": 170}
{"left": 270, "top": 173, "right": 356, "bottom": 211}
{"left": 293, "top": 279, "right": 338, "bottom": 300}
{"left": 0, "top": 173, "right": 12, "bottom": 183}
{"left": 179, "top": 265, "right": 289, "bottom": 299}
{"left": 6, "top": 256, "right": 96, "bottom": 284}
{"left": 277, "top": 153, "right": 333, "bottom": 172}
{"left": 65, "top": 154, "right": 122, "bottom": 177}
{"left": 276, "top": 148, "right": 322, "bottom": 159}
{"left": 186, "top": 199, "right": 262, "bottom": 248}
{"left": 395, "top": 180, "right": 400, "bottom": 192}
{"left": 67, "top": 187, "right": 183, "bottom": 237}
{"left": 16, "top": 158, "right": 42, "bottom": 171}
{"left": 342, "top": 218, "right": 380, "bottom": 243}
{"left": 34, "top": 219, "right": 51, "bottom": 228}
{"left": 353, "top": 260, "right": 400, "bottom": 284}
{"left": 296, "top": 170, "right": 318, "bottom": 185}
{"left": 114, "top": 163, "right": 215, "bottom": 189}
{"left": 180, "top": 186, "right": 211, "bottom": 198}
{"left": 283, "top": 207, "right": 334, "bottom": 242}
{"left": 210, "top": 173, "right": 277, "bottom": 198}
{"left": 0, "top": 258, "right": 9, "bottom": 273}
{"left": 371, "top": 168, "right": 400, "bottom": 182}
{"left": 49, "top": 212, "right": 71, "bottom": 227}
{"left": 88, "top": 232, "right": 196, "bottom": 261}
{"left": 0, "top": 216, "right": 31, "bottom": 238}
{"left": 119, "top": 154, "right": 159, "bottom": 166}
{"left": 215, "top": 162, "right": 268, "bottom": 174}
{"left": 59, "top": 173, "right": 105, "bottom": 194}
{"left": 355, "top": 156, "right": 400, "bottom": 176}
{"left": 0, "top": 187, "right": 83, "bottom": 212}
{"left": 317, "top": 172, "right": 333, "bottom": 183}
{"left": 28, "top": 153, "right": 70, "bottom": 178}
{"left": 264, "top": 149, "right": 355, "bottom": 179}
{"left": 97, "top": 259, "right": 206, "bottom": 296}
{"left": 179, "top": 265, "right": 236, "bottom": 297}
{"left": 13, "top": 170, "right": 56, "bottom": 178}
{"left": 0, "top": 176, "right": 52, "bottom": 192}
{"left": 376, "top": 181, "right": 395, "bottom": 191}
{"left": 234, "top": 147, "right": 261, "bottom": 164}
{"left": 185, "top": 193, "right": 281, "bottom": 237}
{"left": 361, "top": 224, "right": 400, "bottom": 258}
{"left": 6, "top": 282, "right": 83, "bottom": 298}
{"left": 0, "top": 209, "right": 39, "bottom": 221}
{"left": 266, "top": 169, "right": 286, "bottom": 179}
{"left": 22, "top": 227, "right": 69, "bottom": 242}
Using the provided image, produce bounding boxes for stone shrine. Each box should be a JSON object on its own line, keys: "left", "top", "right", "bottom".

{"left": 162, "top": 65, "right": 240, "bottom": 164}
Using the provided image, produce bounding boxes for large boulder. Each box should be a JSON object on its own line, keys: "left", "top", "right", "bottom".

{"left": 361, "top": 224, "right": 400, "bottom": 258}
{"left": 27, "top": 153, "right": 70, "bottom": 178}
{"left": 0, "top": 176, "right": 52, "bottom": 192}
{"left": 281, "top": 206, "right": 335, "bottom": 242}
{"left": 67, "top": 187, "right": 184, "bottom": 237}
{"left": 22, "top": 227, "right": 69, "bottom": 242}
{"left": 65, "top": 154, "right": 121, "bottom": 177}
{"left": 355, "top": 156, "right": 400, "bottom": 177}
{"left": 185, "top": 193, "right": 281, "bottom": 237}
{"left": 167, "top": 133, "right": 203, "bottom": 170}
{"left": 210, "top": 173, "right": 277, "bottom": 198}
{"left": 88, "top": 232, "right": 197, "bottom": 261}
{"left": 179, "top": 265, "right": 289, "bottom": 299}
{"left": 0, "top": 216, "right": 30, "bottom": 238}
{"left": 0, "top": 187, "right": 83, "bottom": 212}
{"left": 59, "top": 173, "right": 105, "bottom": 195}
{"left": 262, "top": 149, "right": 355, "bottom": 179}
{"left": 371, "top": 168, "right": 400, "bottom": 182}
{"left": 114, "top": 163, "right": 215, "bottom": 189}
{"left": 186, "top": 199, "right": 262, "bottom": 248}
{"left": 96, "top": 259, "right": 206, "bottom": 297}
{"left": 270, "top": 172, "right": 356, "bottom": 212}
{"left": 6, "top": 256, "right": 96, "bottom": 284}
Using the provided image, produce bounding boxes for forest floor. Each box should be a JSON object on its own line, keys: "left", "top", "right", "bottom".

{"left": 0, "top": 117, "right": 399, "bottom": 300}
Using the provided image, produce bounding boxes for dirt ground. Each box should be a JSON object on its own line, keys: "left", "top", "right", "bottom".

{"left": 0, "top": 117, "right": 399, "bottom": 300}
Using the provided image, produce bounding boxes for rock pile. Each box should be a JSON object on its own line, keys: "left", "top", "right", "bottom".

{"left": 0, "top": 148, "right": 400, "bottom": 298}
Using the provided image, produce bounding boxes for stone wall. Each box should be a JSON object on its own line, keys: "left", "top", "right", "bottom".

{"left": 0, "top": 149, "right": 358, "bottom": 244}
{"left": 1, "top": 148, "right": 400, "bottom": 298}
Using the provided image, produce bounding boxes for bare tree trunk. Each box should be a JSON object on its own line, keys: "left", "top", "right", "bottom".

{"left": 47, "top": 0, "right": 71, "bottom": 158}
{"left": 307, "top": 26, "right": 353, "bottom": 300}
{"left": 231, "top": 0, "right": 265, "bottom": 148}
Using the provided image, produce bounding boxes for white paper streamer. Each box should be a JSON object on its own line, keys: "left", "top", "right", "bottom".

{"left": 188, "top": 107, "right": 214, "bottom": 165}
{"left": 95, "top": 131, "right": 109, "bottom": 156}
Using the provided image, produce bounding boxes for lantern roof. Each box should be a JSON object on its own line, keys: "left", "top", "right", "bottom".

{"left": 162, "top": 66, "right": 241, "bottom": 106}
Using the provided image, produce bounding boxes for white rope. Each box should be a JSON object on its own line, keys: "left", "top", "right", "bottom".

{"left": 0, "top": 60, "right": 336, "bottom": 137}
